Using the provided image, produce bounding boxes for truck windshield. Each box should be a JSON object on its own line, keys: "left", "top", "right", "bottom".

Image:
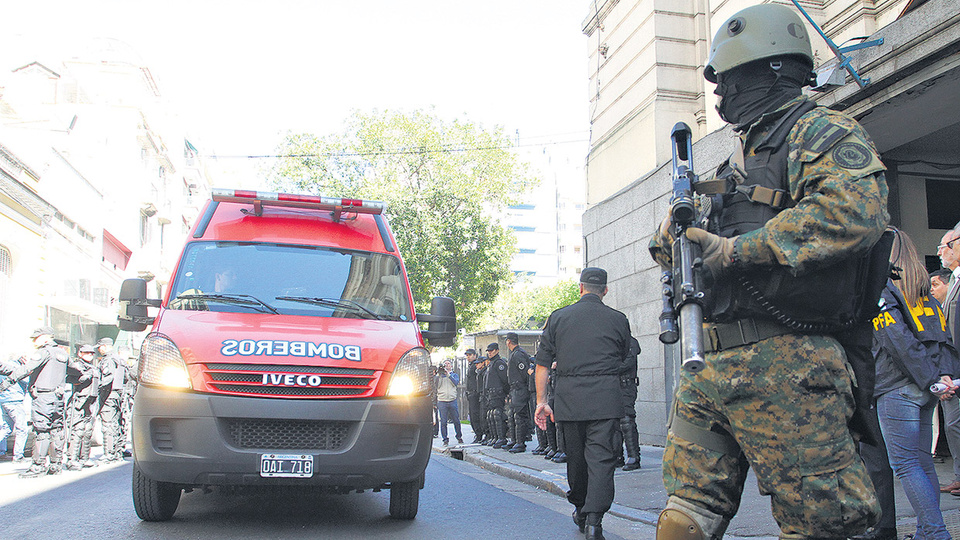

{"left": 168, "top": 241, "right": 412, "bottom": 321}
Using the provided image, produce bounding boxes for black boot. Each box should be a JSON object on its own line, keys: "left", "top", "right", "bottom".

{"left": 552, "top": 452, "right": 567, "bottom": 463}
{"left": 532, "top": 427, "right": 548, "bottom": 454}
{"left": 583, "top": 513, "right": 604, "bottom": 540}
{"left": 544, "top": 421, "right": 558, "bottom": 459}
{"left": 621, "top": 416, "right": 641, "bottom": 471}
{"left": 572, "top": 508, "right": 586, "bottom": 532}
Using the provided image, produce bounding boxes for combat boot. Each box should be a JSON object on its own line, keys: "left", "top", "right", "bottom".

{"left": 508, "top": 442, "right": 526, "bottom": 453}
{"left": 82, "top": 460, "right": 98, "bottom": 468}
{"left": 552, "top": 452, "right": 567, "bottom": 463}
{"left": 19, "top": 464, "right": 48, "bottom": 479}
{"left": 532, "top": 428, "right": 548, "bottom": 454}
{"left": 621, "top": 416, "right": 641, "bottom": 471}
{"left": 47, "top": 465, "right": 62, "bottom": 475}
{"left": 65, "top": 461, "right": 83, "bottom": 472}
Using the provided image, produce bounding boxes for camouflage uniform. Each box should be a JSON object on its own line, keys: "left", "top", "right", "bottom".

{"left": 650, "top": 96, "right": 887, "bottom": 538}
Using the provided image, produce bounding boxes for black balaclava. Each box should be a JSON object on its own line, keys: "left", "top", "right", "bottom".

{"left": 714, "top": 56, "right": 813, "bottom": 129}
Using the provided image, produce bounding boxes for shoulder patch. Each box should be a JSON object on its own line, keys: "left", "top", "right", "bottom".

{"left": 832, "top": 142, "right": 872, "bottom": 169}
{"left": 498, "top": 364, "right": 505, "bottom": 370}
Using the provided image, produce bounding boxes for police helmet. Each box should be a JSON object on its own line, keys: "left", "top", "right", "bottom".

{"left": 704, "top": 3, "right": 814, "bottom": 83}
{"left": 30, "top": 326, "right": 55, "bottom": 339}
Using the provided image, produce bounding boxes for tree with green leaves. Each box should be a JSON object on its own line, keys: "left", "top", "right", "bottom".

{"left": 477, "top": 279, "right": 580, "bottom": 330}
{"left": 267, "top": 109, "right": 536, "bottom": 332}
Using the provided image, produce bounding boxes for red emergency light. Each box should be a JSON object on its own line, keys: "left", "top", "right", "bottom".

{"left": 211, "top": 188, "right": 386, "bottom": 218}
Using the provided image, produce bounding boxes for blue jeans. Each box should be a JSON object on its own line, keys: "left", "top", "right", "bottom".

{"left": 437, "top": 400, "right": 461, "bottom": 442}
{"left": 877, "top": 383, "right": 950, "bottom": 539}
{"left": 0, "top": 401, "right": 28, "bottom": 458}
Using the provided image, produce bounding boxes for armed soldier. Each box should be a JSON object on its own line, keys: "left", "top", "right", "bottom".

{"left": 0, "top": 327, "right": 92, "bottom": 477}
{"left": 649, "top": 4, "right": 887, "bottom": 539}
{"left": 505, "top": 332, "right": 531, "bottom": 453}
{"left": 482, "top": 342, "right": 509, "bottom": 448}
{"left": 96, "top": 337, "right": 127, "bottom": 462}
{"left": 65, "top": 344, "right": 100, "bottom": 471}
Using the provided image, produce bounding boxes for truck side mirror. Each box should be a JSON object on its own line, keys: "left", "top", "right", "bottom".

{"left": 417, "top": 296, "right": 456, "bottom": 347}
{"left": 118, "top": 278, "right": 160, "bottom": 332}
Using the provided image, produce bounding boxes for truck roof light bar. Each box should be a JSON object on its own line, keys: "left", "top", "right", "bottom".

{"left": 211, "top": 188, "right": 386, "bottom": 220}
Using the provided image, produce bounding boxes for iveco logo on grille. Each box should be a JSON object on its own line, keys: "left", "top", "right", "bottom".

{"left": 261, "top": 373, "right": 323, "bottom": 387}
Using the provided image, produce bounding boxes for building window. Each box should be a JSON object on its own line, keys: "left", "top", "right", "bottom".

{"left": 509, "top": 225, "right": 535, "bottom": 232}
{"left": 519, "top": 248, "right": 536, "bottom": 254}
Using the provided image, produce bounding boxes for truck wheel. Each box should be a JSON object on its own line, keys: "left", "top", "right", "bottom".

{"left": 388, "top": 473, "right": 422, "bottom": 520}
{"left": 132, "top": 462, "right": 181, "bottom": 521}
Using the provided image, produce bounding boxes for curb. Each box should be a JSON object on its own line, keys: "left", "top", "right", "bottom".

{"left": 433, "top": 445, "right": 660, "bottom": 527}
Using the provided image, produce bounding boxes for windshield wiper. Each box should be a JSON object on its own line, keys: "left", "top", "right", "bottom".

{"left": 175, "top": 293, "right": 280, "bottom": 314}
{"left": 275, "top": 296, "right": 384, "bottom": 320}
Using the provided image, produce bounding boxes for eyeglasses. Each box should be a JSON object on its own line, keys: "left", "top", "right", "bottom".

{"left": 939, "top": 239, "right": 959, "bottom": 251}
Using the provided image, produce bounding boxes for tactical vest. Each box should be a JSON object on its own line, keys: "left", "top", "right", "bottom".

{"left": 31, "top": 345, "right": 68, "bottom": 390}
{"left": 699, "top": 99, "right": 869, "bottom": 331}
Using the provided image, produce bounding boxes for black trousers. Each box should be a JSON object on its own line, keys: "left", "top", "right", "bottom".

{"left": 859, "top": 434, "right": 895, "bottom": 528}
{"left": 560, "top": 418, "right": 618, "bottom": 515}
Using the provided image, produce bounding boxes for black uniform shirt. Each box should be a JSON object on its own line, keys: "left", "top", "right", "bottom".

{"left": 482, "top": 354, "right": 509, "bottom": 396}
{"left": 536, "top": 294, "right": 631, "bottom": 421}
{"left": 466, "top": 361, "right": 479, "bottom": 395}
{"left": 507, "top": 347, "right": 531, "bottom": 390}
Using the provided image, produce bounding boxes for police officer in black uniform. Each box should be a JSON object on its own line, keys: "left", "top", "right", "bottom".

{"left": 482, "top": 342, "right": 510, "bottom": 448}
{"left": 464, "top": 349, "right": 487, "bottom": 444}
{"left": 535, "top": 268, "right": 632, "bottom": 540}
{"left": 0, "top": 326, "right": 92, "bottom": 478}
{"left": 619, "top": 337, "right": 641, "bottom": 471}
{"left": 505, "top": 332, "right": 531, "bottom": 453}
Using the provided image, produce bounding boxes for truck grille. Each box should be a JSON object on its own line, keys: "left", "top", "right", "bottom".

{"left": 224, "top": 418, "right": 352, "bottom": 450}
{"left": 202, "top": 363, "right": 378, "bottom": 398}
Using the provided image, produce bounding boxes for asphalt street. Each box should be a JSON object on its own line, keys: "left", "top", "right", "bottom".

{"left": 0, "top": 451, "right": 651, "bottom": 539}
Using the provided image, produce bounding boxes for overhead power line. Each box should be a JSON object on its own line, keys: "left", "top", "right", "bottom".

{"left": 203, "top": 136, "right": 590, "bottom": 160}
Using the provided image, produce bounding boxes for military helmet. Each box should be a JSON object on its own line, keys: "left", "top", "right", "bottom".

{"left": 704, "top": 3, "right": 814, "bottom": 83}
{"left": 30, "top": 326, "right": 55, "bottom": 339}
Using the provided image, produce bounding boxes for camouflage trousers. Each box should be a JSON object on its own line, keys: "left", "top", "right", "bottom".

{"left": 662, "top": 334, "right": 879, "bottom": 539}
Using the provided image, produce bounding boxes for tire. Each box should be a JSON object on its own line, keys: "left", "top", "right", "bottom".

{"left": 388, "top": 472, "right": 422, "bottom": 520}
{"left": 132, "top": 462, "right": 181, "bottom": 521}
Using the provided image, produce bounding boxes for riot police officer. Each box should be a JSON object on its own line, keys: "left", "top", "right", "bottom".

{"left": 97, "top": 337, "right": 127, "bottom": 462}
{"left": 505, "top": 332, "right": 531, "bottom": 453}
{"left": 0, "top": 327, "right": 91, "bottom": 477}
{"left": 65, "top": 344, "right": 100, "bottom": 470}
{"left": 619, "top": 337, "right": 641, "bottom": 471}
{"left": 482, "top": 342, "right": 509, "bottom": 448}
{"left": 649, "top": 4, "right": 886, "bottom": 538}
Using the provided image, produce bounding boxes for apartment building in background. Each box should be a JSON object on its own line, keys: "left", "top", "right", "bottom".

{"left": 0, "top": 38, "right": 212, "bottom": 359}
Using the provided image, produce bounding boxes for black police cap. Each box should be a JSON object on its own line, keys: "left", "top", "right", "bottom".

{"left": 486, "top": 342, "right": 499, "bottom": 351}
{"left": 580, "top": 267, "right": 607, "bottom": 286}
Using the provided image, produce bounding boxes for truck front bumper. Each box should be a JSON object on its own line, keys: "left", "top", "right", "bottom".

{"left": 132, "top": 385, "right": 432, "bottom": 487}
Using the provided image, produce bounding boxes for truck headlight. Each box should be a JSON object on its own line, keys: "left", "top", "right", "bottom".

{"left": 139, "top": 334, "right": 192, "bottom": 389}
{"left": 387, "top": 347, "right": 432, "bottom": 397}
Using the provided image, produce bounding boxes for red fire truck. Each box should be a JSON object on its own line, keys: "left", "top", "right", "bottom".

{"left": 118, "top": 188, "right": 455, "bottom": 521}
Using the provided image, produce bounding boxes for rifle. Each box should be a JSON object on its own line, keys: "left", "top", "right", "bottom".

{"left": 658, "top": 122, "right": 706, "bottom": 373}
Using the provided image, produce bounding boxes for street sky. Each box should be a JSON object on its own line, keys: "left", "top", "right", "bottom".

{"left": 1, "top": 0, "right": 591, "bottom": 172}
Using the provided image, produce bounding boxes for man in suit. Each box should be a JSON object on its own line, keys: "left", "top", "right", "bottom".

{"left": 937, "top": 225, "right": 960, "bottom": 494}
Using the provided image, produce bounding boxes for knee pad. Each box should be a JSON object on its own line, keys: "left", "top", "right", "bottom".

{"left": 656, "top": 497, "right": 728, "bottom": 540}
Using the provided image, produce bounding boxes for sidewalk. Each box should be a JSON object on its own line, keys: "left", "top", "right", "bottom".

{"left": 433, "top": 423, "right": 960, "bottom": 538}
